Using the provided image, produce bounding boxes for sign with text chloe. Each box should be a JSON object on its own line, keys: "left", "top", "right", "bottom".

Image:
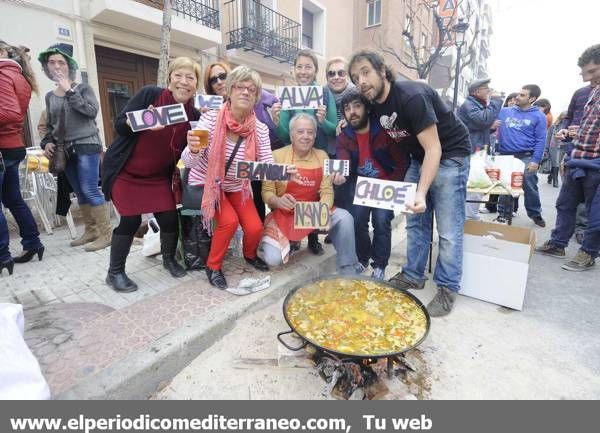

{"left": 353, "top": 176, "right": 417, "bottom": 212}
{"left": 294, "top": 202, "right": 331, "bottom": 229}
{"left": 278, "top": 86, "right": 323, "bottom": 110}
{"left": 126, "top": 104, "right": 188, "bottom": 132}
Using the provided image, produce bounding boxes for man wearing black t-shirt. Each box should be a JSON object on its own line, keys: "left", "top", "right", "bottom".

{"left": 348, "top": 50, "right": 471, "bottom": 317}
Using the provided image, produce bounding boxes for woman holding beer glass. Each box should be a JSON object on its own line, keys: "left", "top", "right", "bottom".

{"left": 0, "top": 40, "right": 44, "bottom": 275}
{"left": 101, "top": 57, "right": 201, "bottom": 293}
{"left": 183, "top": 66, "right": 287, "bottom": 289}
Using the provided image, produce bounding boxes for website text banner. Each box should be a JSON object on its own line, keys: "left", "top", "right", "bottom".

{"left": 3, "top": 401, "right": 598, "bottom": 433}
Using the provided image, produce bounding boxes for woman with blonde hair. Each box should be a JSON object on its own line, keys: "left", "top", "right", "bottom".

{"left": 101, "top": 57, "right": 201, "bottom": 292}
{"left": 183, "top": 66, "right": 292, "bottom": 289}
{"left": 0, "top": 40, "right": 44, "bottom": 275}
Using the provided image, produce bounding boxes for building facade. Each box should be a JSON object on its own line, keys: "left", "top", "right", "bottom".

{"left": 1, "top": 0, "right": 356, "bottom": 146}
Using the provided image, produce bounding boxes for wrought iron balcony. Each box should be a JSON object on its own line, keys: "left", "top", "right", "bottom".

{"left": 136, "top": 0, "right": 220, "bottom": 30}
{"left": 225, "top": 0, "right": 300, "bottom": 64}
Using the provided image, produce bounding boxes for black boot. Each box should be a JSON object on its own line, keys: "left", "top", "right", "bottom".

{"left": 552, "top": 167, "right": 559, "bottom": 187}
{"left": 106, "top": 233, "right": 138, "bottom": 293}
{"left": 161, "top": 232, "right": 187, "bottom": 278}
{"left": 307, "top": 231, "right": 324, "bottom": 255}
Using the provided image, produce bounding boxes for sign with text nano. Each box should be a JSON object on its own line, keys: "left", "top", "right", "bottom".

{"left": 294, "top": 202, "right": 330, "bottom": 229}
{"left": 194, "top": 94, "right": 224, "bottom": 111}
{"left": 236, "top": 161, "right": 290, "bottom": 181}
{"left": 126, "top": 104, "right": 188, "bottom": 132}
{"left": 323, "top": 159, "right": 350, "bottom": 176}
{"left": 353, "top": 176, "right": 417, "bottom": 212}
{"left": 278, "top": 86, "right": 323, "bottom": 110}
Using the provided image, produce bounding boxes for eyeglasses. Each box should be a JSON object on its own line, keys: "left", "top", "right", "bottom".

{"left": 327, "top": 69, "right": 347, "bottom": 78}
{"left": 232, "top": 83, "right": 257, "bottom": 95}
{"left": 208, "top": 72, "right": 227, "bottom": 87}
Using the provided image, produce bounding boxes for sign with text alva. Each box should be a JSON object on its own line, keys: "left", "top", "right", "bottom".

{"left": 194, "top": 94, "right": 224, "bottom": 111}
{"left": 353, "top": 176, "right": 417, "bottom": 212}
{"left": 236, "top": 161, "right": 290, "bottom": 181}
{"left": 278, "top": 86, "right": 323, "bottom": 110}
{"left": 294, "top": 202, "right": 330, "bottom": 229}
{"left": 126, "top": 104, "right": 188, "bottom": 132}
{"left": 323, "top": 159, "right": 350, "bottom": 176}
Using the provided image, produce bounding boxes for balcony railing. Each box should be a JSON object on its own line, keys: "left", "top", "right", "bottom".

{"left": 136, "top": 0, "right": 220, "bottom": 30}
{"left": 225, "top": 0, "right": 300, "bottom": 64}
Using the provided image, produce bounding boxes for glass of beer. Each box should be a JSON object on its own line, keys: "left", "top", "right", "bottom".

{"left": 189, "top": 121, "right": 209, "bottom": 149}
{"left": 568, "top": 125, "right": 579, "bottom": 138}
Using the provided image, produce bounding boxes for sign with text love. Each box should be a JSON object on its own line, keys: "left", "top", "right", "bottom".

{"left": 323, "top": 159, "right": 350, "bottom": 176}
{"left": 235, "top": 161, "right": 290, "bottom": 181}
{"left": 294, "top": 201, "right": 330, "bottom": 229}
{"left": 194, "top": 94, "right": 224, "bottom": 111}
{"left": 278, "top": 86, "right": 323, "bottom": 110}
{"left": 353, "top": 176, "right": 417, "bottom": 212}
{"left": 126, "top": 104, "right": 188, "bottom": 132}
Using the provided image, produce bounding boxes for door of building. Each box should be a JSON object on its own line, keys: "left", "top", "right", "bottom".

{"left": 95, "top": 45, "right": 158, "bottom": 145}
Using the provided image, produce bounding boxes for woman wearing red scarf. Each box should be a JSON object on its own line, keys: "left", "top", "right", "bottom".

{"left": 182, "top": 66, "right": 275, "bottom": 289}
{"left": 102, "top": 57, "right": 201, "bottom": 293}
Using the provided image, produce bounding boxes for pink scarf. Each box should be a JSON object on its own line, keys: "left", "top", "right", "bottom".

{"left": 201, "top": 102, "right": 257, "bottom": 232}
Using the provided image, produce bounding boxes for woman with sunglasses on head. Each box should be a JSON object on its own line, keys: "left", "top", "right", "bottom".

{"left": 183, "top": 66, "right": 296, "bottom": 289}
{"left": 0, "top": 41, "right": 44, "bottom": 275}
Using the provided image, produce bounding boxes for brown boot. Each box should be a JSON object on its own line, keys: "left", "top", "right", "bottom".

{"left": 85, "top": 203, "right": 113, "bottom": 252}
{"left": 70, "top": 204, "right": 98, "bottom": 247}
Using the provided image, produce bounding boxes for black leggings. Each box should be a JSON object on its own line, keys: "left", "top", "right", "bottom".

{"left": 114, "top": 210, "right": 179, "bottom": 236}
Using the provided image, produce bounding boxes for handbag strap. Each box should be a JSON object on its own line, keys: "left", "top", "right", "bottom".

{"left": 56, "top": 101, "right": 66, "bottom": 145}
{"left": 225, "top": 136, "right": 244, "bottom": 175}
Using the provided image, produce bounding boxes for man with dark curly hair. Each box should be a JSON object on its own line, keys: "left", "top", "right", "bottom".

{"left": 536, "top": 44, "right": 600, "bottom": 272}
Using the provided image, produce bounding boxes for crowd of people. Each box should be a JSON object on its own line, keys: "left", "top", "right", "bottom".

{"left": 1, "top": 38, "right": 599, "bottom": 317}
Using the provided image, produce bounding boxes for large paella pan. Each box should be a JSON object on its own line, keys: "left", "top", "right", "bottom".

{"left": 278, "top": 275, "right": 430, "bottom": 359}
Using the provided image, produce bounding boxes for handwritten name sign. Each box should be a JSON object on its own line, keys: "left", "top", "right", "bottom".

{"left": 126, "top": 104, "right": 188, "bottom": 132}
{"left": 323, "top": 159, "right": 350, "bottom": 176}
{"left": 278, "top": 86, "right": 323, "bottom": 110}
{"left": 294, "top": 202, "right": 330, "bottom": 229}
{"left": 194, "top": 94, "right": 224, "bottom": 111}
{"left": 353, "top": 176, "right": 417, "bottom": 212}
{"left": 236, "top": 161, "right": 290, "bottom": 181}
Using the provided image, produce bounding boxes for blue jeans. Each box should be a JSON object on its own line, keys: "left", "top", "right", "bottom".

{"left": 498, "top": 155, "right": 542, "bottom": 218}
{"left": 0, "top": 157, "right": 43, "bottom": 262}
{"left": 550, "top": 167, "right": 600, "bottom": 257}
{"left": 351, "top": 204, "right": 394, "bottom": 269}
{"left": 63, "top": 152, "right": 105, "bottom": 207}
{"left": 403, "top": 156, "right": 469, "bottom": 292}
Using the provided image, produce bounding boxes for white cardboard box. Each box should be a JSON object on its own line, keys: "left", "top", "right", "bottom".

{"left": 460, "top": 221, "right": 536, "bottom": 310}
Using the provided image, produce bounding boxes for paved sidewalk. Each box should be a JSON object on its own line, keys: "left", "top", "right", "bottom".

{"left": 1, "top": 207, "right": 406, "bottom": 399}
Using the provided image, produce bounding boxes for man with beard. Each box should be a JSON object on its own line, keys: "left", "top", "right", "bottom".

{"left": 336, "top": 89, "right": 408, "bottom": 280}
{"left": 348, "top": 50, "right": 471, "bottom": 317}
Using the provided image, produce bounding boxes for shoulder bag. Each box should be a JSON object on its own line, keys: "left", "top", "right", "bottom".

{"left": 48, "top": 102, "right": 67, "bottom": 175}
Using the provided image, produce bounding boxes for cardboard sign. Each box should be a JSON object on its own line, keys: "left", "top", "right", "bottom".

{"left": 194, "top": 94, "right": 224, "bottom": 111}
{"left": 278, "top": 86, "right": 323, "bottom": 110}
{"left": 294, "top": 201, "right": 330, "bottom": 229}
{"left": 235, "top": 161, "right": 290, "bottom": 181}
{"left": 353, "top": 176, "right": 417, "bottom": 212}
{"left": 323, "top": 159, "right": 350, "bottom": 177}
{"left": 126, "top": 104, "right": 188, "bottom": 132}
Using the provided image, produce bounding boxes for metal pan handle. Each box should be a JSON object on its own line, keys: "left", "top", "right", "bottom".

{"left": 277, "top": 329, "right": 307, "bottom": 351}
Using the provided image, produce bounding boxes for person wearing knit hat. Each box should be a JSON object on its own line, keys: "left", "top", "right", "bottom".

{"left": 38, "top": 43, "right": 113, "bottom": 253}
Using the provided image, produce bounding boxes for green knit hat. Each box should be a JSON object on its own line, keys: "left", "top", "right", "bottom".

{"left": 37, "top": 43, "right": 78, "bottom": 70}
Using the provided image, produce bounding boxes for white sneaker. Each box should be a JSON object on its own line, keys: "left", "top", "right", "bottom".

{"left": 371, "top": 267, "right": 385, "bottom": 280}
{"left": 479, "top": 208, "right": 491, "bottom": 214}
